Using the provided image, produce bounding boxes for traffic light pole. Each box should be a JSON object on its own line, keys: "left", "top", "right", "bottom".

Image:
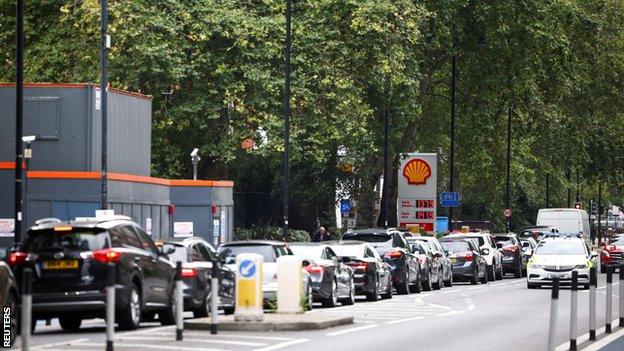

{"left": 598, "top": 183, "right": 602, "bottom": 245}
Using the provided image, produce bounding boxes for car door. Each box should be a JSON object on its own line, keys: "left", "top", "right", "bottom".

{"left": 133, "top": 225, "right": 173, "bottom": 305}
{"left": 110, "top": 225, "right": 154, "bottom": 302}
{"left": 325, "top": 247, "right": 348, "bottom": 295}
{"left": 396, "top": 234, "right": 418, "bottom": 283}
{"left": 188, "top": 243, "right": 210, "bottom": 302}
{"left": 368, "top": 246, "right": 389, "bottom": 290}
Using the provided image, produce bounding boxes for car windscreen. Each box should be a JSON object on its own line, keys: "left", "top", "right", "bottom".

{"left": 343, "top": 233, "right": 391, "bottom": 243}
{"left": 534, "top": 240, "right": 587, "bottom": 255}
{"left": 493, "top": 236, "right": 513, "bottom": 245}
{"left": 290, "top": 245, "right": 323, "bottom": 259}
{"left": 464, "top": 236, "right": 485, "bottom": 247}
{"left": 440, "top": 241, "right": 471, "bottom": 253}
{"left": 330, "top": 245, "right": 365, "bottom": 259}
{"left": 23, "top": 228, "right": 110, "bottom": 252}
{"left": 163, "top": 244, "right": 188, "bottom": 263}
{"left": 218, "top": 244, "right": 276, "bottom": 262}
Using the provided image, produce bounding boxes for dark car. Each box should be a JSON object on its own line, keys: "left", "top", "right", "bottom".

{"left": 407, "top": 236, "right": 453, "bottom": 289}
{"left": 1, "top": 261, "right": 18, "bottom": 347}
{"left": 8, "top": 217, "right": 176, "bottom": 331}
{"left": 439, "top": 239, "right": 487, "bottom": 285}
{"left": 161, "top": 237, "right": 235, "bottom": 318}
{"left": 290, "top": 243, "right": 355, "bottom": 307}
{"left": 493, "top": 234, "right": 524, "bottom": 278}
{"left": 342, "top": 229, "right": 420, "bottom": 294}
{"left": 519, "top": 226, "right": 558, "bottom": 241}
{"left": 328, "top": 241, "right": 393, "bottom": 301}
{"left": 519, "top": 237, "right": 537, "bottom": 274}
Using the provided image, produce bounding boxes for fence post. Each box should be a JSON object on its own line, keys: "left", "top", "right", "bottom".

{"left": 20, "top": 268, "right": 32, "bottom": 351}
{"left": 590, "top": 266, "right": 597, "bottom": 340}
{"left": 607, "top": 266, "right": 613, "bottom": 333}
{"left": 106, "top": 262, "right": 116, "bottom": 351}
{"left": 547, "top": 278, "right": 560, "bottom": 351}
{"left": 619, "top": 264, "right": 624, "bottom": 327}
{"left": 175, "top": 261, "right": 183, "bottom": 341}
{"left": 570, "top": 271, "right": 578, "bottom": 350}
{"left": 210, "top": 258, "right": 220, "bottom": 335}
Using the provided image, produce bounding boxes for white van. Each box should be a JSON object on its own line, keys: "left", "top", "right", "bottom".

{"left": 536, "top": 208, "right": 590, "bottom": 236}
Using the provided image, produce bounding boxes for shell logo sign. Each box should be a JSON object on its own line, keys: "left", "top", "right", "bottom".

{"left": 402, "top": 158, "right": 432, "bottom": 185}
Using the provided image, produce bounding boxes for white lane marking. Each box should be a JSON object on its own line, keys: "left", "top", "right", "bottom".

{"left": 467, "top": 304, "right": 475, "bottom": 311}
{"left": 436, "top": 310, "right": 465, "bottom": 317}
{"left": 183, "top": 332, "right": 292, "bottom": 341}
{"left": 116, "top": 336, "right": 268, "bottom": 347}
{"left": 31, "top": 338, "right": 91, "bottom": 350}
{"left": 413, "top": 297, "right": 425, "bottom": 304}
{"left": 441, "top": 289, "right": 460, "bottom": 294}
{"left": 72, "top": 342, "right": 225, "bottom": 351}
{"left": 253, "top": 338, "right": 310, "bottom": 351}
{"left": 427, "top": 303, "right": 452, "bottom": 310}
{"left": 326, "top": 324, "right": 378, "bottom": 336}
{"left": 385, "top": 316, "right": 425, "bottom": 325}
{"left": 119, "top": 325, "right": 175, "bottom": 336}
{"left": 554, "top": 317, "right": 621, "bottom": 351}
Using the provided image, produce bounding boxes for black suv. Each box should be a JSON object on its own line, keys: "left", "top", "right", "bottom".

{"left": 8, "top": 217, "right": 176, "bottom": 331}
{"left": 342, "top": 228, "right": 420, "bottom": 294}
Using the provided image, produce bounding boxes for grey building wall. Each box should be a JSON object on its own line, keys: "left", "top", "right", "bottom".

{"left": 170, "top": 186, "right": 213, "bottom": 243}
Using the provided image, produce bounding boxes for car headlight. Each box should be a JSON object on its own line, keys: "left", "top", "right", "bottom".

{"left": 575, "top": 263, "right": 589, "bottom": 269}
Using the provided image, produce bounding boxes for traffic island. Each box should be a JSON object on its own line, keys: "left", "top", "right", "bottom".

{"left": 185, "top": 313, "right": 354, "bottom": 331}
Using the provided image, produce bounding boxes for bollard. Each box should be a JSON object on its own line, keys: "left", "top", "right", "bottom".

{"left": 570, "top": 271, "right": 578, "bottom": 351}
{"left": 590, "top": 267, "right": 597, "bottom": 340}
{"left": 620, "top": 264, "right": 624, "bottom": 327}
{"left": 175, "top": 261, "right": 184, "bottom": 341}
{"left": 547, "top": 278, "right": 559, "bottom": 351}
{"left": 210, "top": 259, "right": 220, "bottom": 335}
{"left": 105, "top": 263, "right": 116, "bottom": 351}
{"left": 606, "top": 266, "right": 613, "bottom": 333}
{"left": 20, "top": 268, "right": 32, "bottom": 351}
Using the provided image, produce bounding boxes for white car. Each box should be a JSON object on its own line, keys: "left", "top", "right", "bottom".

{"left": 446, "top": 233, "right": 503, "bottom": 280}
{"left": 527, "top": 236, "right": 597, "bottom": 289}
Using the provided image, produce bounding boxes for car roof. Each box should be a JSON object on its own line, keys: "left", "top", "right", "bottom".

{"left": 446, "top": 233, "right": 489, "bottom": 238}
{"left": 345, "top": 228, "right": 391, "bottom": 235}
{"left": 28, "top": 217, "right": 137, "bottom": 232}
{"left": 326, "top": 240, "right": 369, "bottom": 246}
{"left": 163, "top": 237, "right": 210, "bottom": 247}
{"left": 290, "top": 242, "right": 326, "bottom": 247}
{"left": 220, "top": 240, "right": 285, "bottom": 246}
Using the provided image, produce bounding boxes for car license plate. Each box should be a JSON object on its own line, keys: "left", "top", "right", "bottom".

{"left": 450, "top": 258, "right": 457, "bottom": 264}
{"left": 44, "top": 260, "right": 79, "bottom": 270}
{"left": 548, "top": 273, "right": 564, "bottom": 279}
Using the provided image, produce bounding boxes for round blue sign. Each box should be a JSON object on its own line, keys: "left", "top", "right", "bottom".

{"left": 238, "top": 259, "right": 256, "bottom": 278}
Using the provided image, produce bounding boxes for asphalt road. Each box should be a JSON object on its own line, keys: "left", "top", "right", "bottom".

{"left": 11, "top": 274, "right": 621, "bottom": 351}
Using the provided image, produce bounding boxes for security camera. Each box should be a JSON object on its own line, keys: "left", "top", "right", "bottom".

{"left": 22, "top": 135, "right": 36, "bottom": 143}
{"left": 190, "top": 148, "right": 199, "bottom": 158}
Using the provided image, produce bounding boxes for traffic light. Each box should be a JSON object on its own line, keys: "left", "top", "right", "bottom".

{"left": 590, "top": 200, "right": 598, "bottom": 215}
{"left": 574, "top": 202, "right": 582, "bottom": 210}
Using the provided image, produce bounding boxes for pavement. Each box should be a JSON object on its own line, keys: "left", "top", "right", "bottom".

{"left": 9, "top": 274, "right": 624, "bottom": 351}
{"left": 186, "top": 313, "right": 353, "bottom": 331}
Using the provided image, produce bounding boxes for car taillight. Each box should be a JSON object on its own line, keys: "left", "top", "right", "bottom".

{"left": 385, "top": 251, "right": 403, "bottom": 259}
{"left": 457, "top": 252, "right": 474, "bottom": 261}
{"left": 92, "top": 249, "right": 121, "bottom": 263}
{"left": 348, "top": 262, "right": 368, "bottom": 270}
{"left": 502, "top": 246, "right": 519, "bottom": 253}
{"left": 304, "top": 265, "right": 325, "bottom": 274}
{"left": 181, "top": 268, "right": 197, "bottom": 278}
{"left": 7, "top": 252, "right": 28, "bottom": 266}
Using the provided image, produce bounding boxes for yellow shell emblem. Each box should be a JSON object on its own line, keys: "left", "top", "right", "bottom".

{"left": 402, "top": 158, "right": 431, "bottom": 185}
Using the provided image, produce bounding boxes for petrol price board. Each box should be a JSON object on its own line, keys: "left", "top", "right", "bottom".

{"left": 397, "top": 153, "right": 437, "bottom": 233}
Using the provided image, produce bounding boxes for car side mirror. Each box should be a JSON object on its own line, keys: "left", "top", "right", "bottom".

{"left": 340, "top": 256, "right": 351, "bottom": 263}
{"left": 302, "top": 259, "right": 311, "bottom": 268}
{"left": 480, "top": 248, "right": 490, "bottom": 256}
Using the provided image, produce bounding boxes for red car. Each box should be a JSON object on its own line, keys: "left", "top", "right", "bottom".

{"left": 600, "top": 241, "right": 624, "bottom": 273}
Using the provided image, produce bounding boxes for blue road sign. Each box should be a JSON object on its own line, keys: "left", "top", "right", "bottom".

{"left": 440, "top": 192, "right": 460, "bottom": 208}
{"left": 239, "top": 259, "right": 257, "bottom": 278}
{"left": 340, "top": 199, "right": 352, "bottom": 213}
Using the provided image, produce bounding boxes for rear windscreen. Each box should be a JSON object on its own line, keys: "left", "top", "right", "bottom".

{"left": 164, "top": 244, "right": 189, "bottom": 263}
{"left": 493, "top": 237, "right": 513, "bottom": 245}
{"left": 465, "top": 236, "right": 485, "bottom": 247}
{"left": 218, "top": 244, "right": 276, "bottom": 262}
{"left": 330, "top": 245, "right": 365, "bottom": 258}
{"left": 343, "top": 233, "right": 391, "bottom": 243}
{"left": 440, "top": 241, "right": 471, "bottom": 253}
{"left": 23, "top": 229, "right": 110, "bottom": 252}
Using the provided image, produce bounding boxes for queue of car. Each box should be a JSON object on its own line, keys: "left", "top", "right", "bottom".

{"left": 5, "top": 214, "right": 584, "bottom": 348}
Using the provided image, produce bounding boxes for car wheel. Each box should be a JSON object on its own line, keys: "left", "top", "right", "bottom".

{"left": 422, "top": 271, "right": 433, "bottom": 291}
{"left": 470, "top": 269, "right": 478, "bottom": 285}
{"left": 342, "top": 279, "right": 356, "bottom": 305}
{"left": 366, "top": 277, "right": 379, "bottom": 301}
{"left": 117, "top": 283, "right": 142, "bottom": 330}
{"left": 433, "top": 269, "right": 443, "bottom": 290}
{"left": 444, "top": 269, "right": 453, "bottom": 287}
{"left": 487, "top": 265, "right": 495, "bottom": 281}
{"left": 59, "top": 316, "right": 82, "bottom": 331}
{"left": 495, "top": 265, "right": 503, "bottom": 280}
{"left": 514, "top": 262, "right": 522, "bottom": 278}
{"left": 322, "top": 279, "right": 338, "bottom": 308}
{"left": 527, "top": 282, "right": 539, "bottom": 289}
{"left": 397, "top": 271, "right": 410, "bottom": 295}
{"left": 193, "top": 291, "right": 211, "bottom": 318}
{"left": 381, "top": 276, "right": 393, "bottom": 299}
{"left": 480, "top": 268, "right": 488, "bottom": 284}
{"left": 158, "top": 287, "right": 177, "bottom": 326}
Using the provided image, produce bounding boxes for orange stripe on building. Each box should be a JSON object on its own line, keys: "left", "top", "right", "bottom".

{"left": 108, "top": 172, "right": 170, "bottom": 186}
{"left": 0, "top": 83, "right": 86, "bottom": 89}
{"left": 27, "top": 171, "right": 101, "bottom": 179}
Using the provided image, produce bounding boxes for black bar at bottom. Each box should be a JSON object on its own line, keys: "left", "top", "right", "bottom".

{"left": 176, "top": 328, "right": 183, "bottom": 341}
{"left": 211, "top": 323, "right": 217, "bottom": 335}
{"left": 570, "top": 339, "right": 577, "bottom": 351}
{"left": 106, "top": 340, "right": 113, "bottom": 351}
{"left": 590, "top": 330, "right": 596, "bottom": 341}
{"left": 620, "top": 317, "right": 624, "bottom": 327}
{"left": 606, "top": 323, "right": 612, "bottom": 334}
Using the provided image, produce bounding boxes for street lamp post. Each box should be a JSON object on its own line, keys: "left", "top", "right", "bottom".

{"left": 505, "top": 107, "right": 512, "bottom": 232}
{"left": 100, "top": 0, "right": 109, "bottom": 210}
{"left": 282, "top": 0, "right": 292, "bottom": 241}
{"left": 190, "top": 148, "right": 200, "bottom": 180}
{"left": 576, "top": 171, "right": 580, "bottom": 202}
{"left": 22, "top": 136, "right": 36, "bottom": 237}
{"left": 545, "top": 173, "right": 550, "bottom": 208}
{"left": 382, "top": 110, "right": 389, "bottom": 228}
{"left": 448, "top": 55, "right": 456, "bottom": 232}
{"left": 14, "top": 0, "right": 25, "bottom": 244}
